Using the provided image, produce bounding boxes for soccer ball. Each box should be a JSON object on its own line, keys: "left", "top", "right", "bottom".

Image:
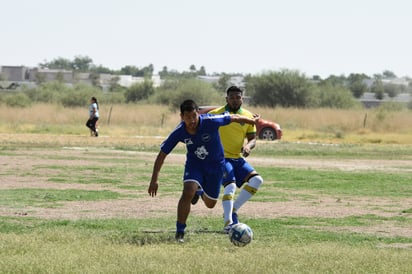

{"left": 228, "top": 223, "right": 253, "bottom": 247}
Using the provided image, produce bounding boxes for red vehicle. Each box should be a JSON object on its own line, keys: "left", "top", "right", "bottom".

{"left": 198, "top": 106, "right": 282, "bottom": 141}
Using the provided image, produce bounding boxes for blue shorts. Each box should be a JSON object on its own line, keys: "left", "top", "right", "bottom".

{"left": 223, "top": 158, "right": 255, "bottom": 188}
{"left": 183, "top": 162, "right": 224, "bottom": 200}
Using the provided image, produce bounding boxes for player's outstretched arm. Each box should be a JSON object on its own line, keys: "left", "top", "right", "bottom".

{"left": 230, "top": 114, "right": 260, "bottom": 125}
{"left": 148, "top": 151, "right": 167, "bottom": 197}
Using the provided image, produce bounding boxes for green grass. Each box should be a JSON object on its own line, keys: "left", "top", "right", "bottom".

{"left": 254, "top": 141, "right": 412, "bottom": 159}
{"left": 0, "top": 141, "right": 411, "bottom": 273}
{"left": 259, "top": 167, "right": 412, "bottom": 197}
{"left": 0, "top": 216, "right": 411, "bottom": 273}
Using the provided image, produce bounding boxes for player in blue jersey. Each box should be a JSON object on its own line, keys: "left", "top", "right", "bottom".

{"left": 148, "top": 99, "right": 259, "bottom": 243}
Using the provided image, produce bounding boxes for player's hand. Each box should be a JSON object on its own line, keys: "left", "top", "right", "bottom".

{"left": 148, "top": 181, "right": 158, "bottom": 197}
{"left": 252, "top": 113, "right": 261, "bottom": 123}
{"left": 241, "top": 146, "right": 251, "bottom": 157}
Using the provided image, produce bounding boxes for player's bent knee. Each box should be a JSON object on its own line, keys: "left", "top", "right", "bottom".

{"left": 203, "top": 197, "right": 217, "bottom": 208}
{"left": 223, "top": 183, "right": 236, "bottom": 196}
{"left": 248, "top": 175, "right": 263, "bottom": 189}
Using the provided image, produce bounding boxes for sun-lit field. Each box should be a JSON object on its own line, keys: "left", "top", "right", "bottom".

{"left": 0, "top": 103, "right": 412, "bottom": 273}
{"left": 0, "top": 140, "right": 411, "bottom": 273}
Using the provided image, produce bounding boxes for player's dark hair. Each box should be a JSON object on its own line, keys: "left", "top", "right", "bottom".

{"left": 226, "top": 86, "right": 243, "bottom": 95}
{"left": 180, "top": 99, "right": 199, "bottom": 114}
{"left": 91, "top": 96, "right": 99, "bottom": 110}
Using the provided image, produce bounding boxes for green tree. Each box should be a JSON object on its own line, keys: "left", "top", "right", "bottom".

{"left": 384, "top": 83, "right": 401, "bottom": 98}
{"left": 347, "top": 73, "right": 369, "bottom": 98}
{"left": 371, "top": 79, "right": 385, "bottom": 100}
{"left": 246, "top": 69, "right": 314, "bottom": 107}
{"left": 322, "top": 74, "right": 346, "bottom": 87}
{"left": 198, "top": 66, "right": 206, "bottom": 76}
{"left": 125, "top": 81, "right": 154, "bottom": 102}
{"left": 109, "top": 76, "right": 123, "bottom": 92}
{"left": 213, "top": 73, "right": 231, "bottom": 92}
{"left": 72, "top": 55, "right": 93, "bottom": 72}
{"left": 315, "top": 82, "right": 359, "bottom": 109}
{"left": 159, "top": 66, "right": 169, "bottom": 78}
{"left": 39, "top": 57, "right": 72, "bottom": 70}
{"left": 382, "top": 70, "right": 397, "bottom": 79}
{"left": 142, "top": 64, "right": 154, "bottom": 77}
{"left": 151, "top": 78, "right": 221, "bottom": 109}
{"left": 120, "top": 65, "right": 141, "bottom": 76}
{"left": 90, "top": 65, "right": 113, "bottom": 74}
{"left": 39, "top": 55, "right": 94, "bottom": 72}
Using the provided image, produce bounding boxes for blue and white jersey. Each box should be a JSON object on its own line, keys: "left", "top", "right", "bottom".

{"left": 161, "top": 113, "right": 231, "bottom": 167}
{"left": 89, "top": 103, "right": 99, "bottom": 118}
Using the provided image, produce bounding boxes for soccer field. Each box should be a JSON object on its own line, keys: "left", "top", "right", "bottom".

{"left": 0, "top": 136, "right": 411, "bottom": 273}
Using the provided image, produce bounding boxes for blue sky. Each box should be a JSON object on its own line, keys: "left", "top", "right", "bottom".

{"left": 1, "top": 0, "right": 411, "bottom": 78}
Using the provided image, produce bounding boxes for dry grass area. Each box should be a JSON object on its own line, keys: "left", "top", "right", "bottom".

{"left": 1, "top": 103, "right": 412, "bottom": 144}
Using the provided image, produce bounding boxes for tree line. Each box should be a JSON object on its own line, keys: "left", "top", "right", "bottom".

{"left": 2, "top": 55, "right": 411, "bottom": 110}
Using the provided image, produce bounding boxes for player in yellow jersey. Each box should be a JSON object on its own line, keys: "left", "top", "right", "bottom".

{"left": 209, "top": 86, "right": 264, "bottom": 232}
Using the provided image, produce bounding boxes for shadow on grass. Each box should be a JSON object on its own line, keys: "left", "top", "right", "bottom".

{"left": 109, "top": 228, "right": 224, "bottom": 245}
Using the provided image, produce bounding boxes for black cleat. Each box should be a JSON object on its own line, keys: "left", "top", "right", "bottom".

{"left": 175, "top": 231, "right": 185, "bottom": 243}
{"left": 191, "top": 193, "right": 200, "bottom": 205}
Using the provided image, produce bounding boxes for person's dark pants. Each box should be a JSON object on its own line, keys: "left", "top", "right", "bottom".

{"left": 86, "top": 117, "right": 99, "bottom": 133}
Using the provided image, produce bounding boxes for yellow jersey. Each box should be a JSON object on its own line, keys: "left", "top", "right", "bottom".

{"left": 209, "top": 106, "right": 256, "bottom": 159}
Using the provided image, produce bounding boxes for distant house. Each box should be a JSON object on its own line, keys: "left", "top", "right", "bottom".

{"left": 28, "top": 68, "right": 74, "bottom": 83}
{"left": 197, "top": 75, "right": 245, "bottom": 90}
{"left": 359, "top": 92, "right": 411, "bottom": 108}
{"left": 1, "top": 64, "right": 162, "bottom": 90}
{"left": 116, "top": 75, "right": 162, "bottom": 88}
{"left": 74, "top": 72, "right": 93, "bottom": 85}
{"left": 197, "top": 75, "right": 220, "bottom": 84}
{"left": 0, "top": 66, "right": 29, "bottom": 81}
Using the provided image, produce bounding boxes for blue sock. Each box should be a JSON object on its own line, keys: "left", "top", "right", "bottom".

{"left": 196, "top": 189, "right": 203, "bottom": 196}
{"left": 232, "top": 212, "right": 239, "bottom": 224}
{"left": 176, "top": 221, "right": 186, "bottom": 233}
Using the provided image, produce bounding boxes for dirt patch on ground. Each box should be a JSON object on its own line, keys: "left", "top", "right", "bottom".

{"left": 1, "top": 148, "right": 411, "bottom": 238}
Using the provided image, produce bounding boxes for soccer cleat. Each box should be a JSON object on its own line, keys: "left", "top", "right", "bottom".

{"left": 191, "top": 190, "right": 203, "bottom": 205}
{"left": 95, "top": 129, "right": 99, "bottom": 137}
{"left": 223, "top": 223, "right": 233, "bottom": 234}
{"left": 175, "top": 231, "right": 185, "bottom": 243}
{"left": 232, "top": 212, "right": 239, "bottom": 225}
{"left": 191, "top": 193, "right": 199, "bottom": 205}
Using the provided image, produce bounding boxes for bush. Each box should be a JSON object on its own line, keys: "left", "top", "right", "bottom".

{"left": 150, "top": 79, "right": 222, "bottom": 110}
{"left": 247, "top": 70, "right": 314, "bottom": 107}
{"left": 4, "top": 93, "right": 31, "bottom": 108}
{"left": 407, "top": 100, "right": 412, "bottom": 110}
{"left": 125, "top": 81, "right": 154, "bottom": 103}
{"left": 313, "top": 83, "right": 361, "bottom": 109}
{"left": 24, "top": 81, "right": 75, "bottom": 103}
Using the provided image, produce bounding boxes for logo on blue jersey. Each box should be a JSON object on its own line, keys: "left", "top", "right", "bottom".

{"left": 195, "top": 145, "right": 209, "bottom": 160}
{"left": 201, "top": 133, "right": 211, "bottom": 142}
{"left": 184, "top": 138, "right": 193, "bottom": 145}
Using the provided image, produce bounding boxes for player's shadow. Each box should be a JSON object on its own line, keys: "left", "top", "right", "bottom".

{"left": 131, "top": 228, "right": 226, "bottom": 244}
